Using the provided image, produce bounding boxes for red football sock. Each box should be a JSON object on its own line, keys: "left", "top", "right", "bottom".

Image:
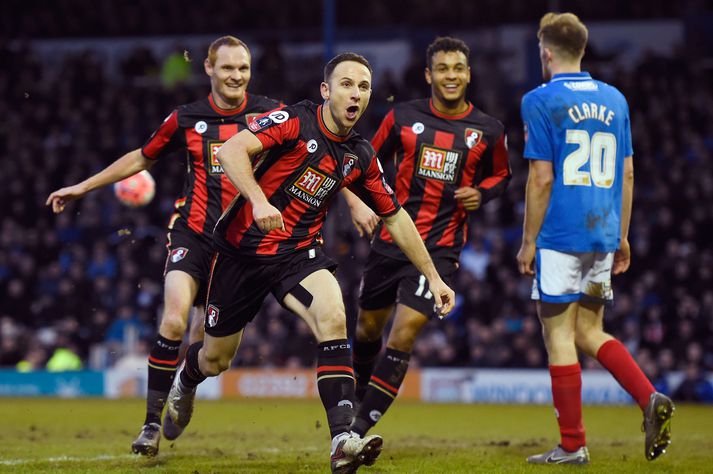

{"left": 550, "top": 363, "right": 586, "bottom": 452}
{"left": 596, "top": 339, "right": 655, "bottom": 410}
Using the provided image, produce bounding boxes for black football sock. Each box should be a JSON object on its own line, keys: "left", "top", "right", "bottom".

{"left": 317, "top": 339, "right": 356, "bottom": 439}
{"left": 351, "top": 348, "right": 411, "bottom": 436}
{"left": 179, "top": 341, "right": 206, "bottom": 389}
{"left": 352, "top": 337, "right": 383, "bottom": 401}
{"left": 144, "top": 335, "right": 181, "bottom": 425}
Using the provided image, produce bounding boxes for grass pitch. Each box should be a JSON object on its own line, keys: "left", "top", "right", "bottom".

{"left": 0, "top": 398, "right": 711, "bottom": 473}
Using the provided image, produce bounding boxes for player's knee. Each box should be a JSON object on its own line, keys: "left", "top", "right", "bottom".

{"left": 159, "top": 314, "right": 188, "bottom": 340}
{"left": 356, "top": 314, "right": 384, "bottom": 341}
{"left": 314, "top": 309, "right": 347, "bottom": 341}
{"left": 387, "top": 326, "right": 418, "bottom": 353}
{"left": 545, "top": 337, "right": 577, "bottom": 358}
{"left": 574, "top": 329, "right": 594, "bottom": 356}
{"left": 201, "top": 351, "right": 230, "bottom": 376}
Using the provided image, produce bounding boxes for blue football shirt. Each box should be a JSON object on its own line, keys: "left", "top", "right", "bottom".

{"left": 521, "top": 72, "right": 633, "bottom": 252}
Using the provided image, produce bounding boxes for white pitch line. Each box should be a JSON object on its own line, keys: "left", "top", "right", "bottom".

{"left": 0, "top": 454, "right": 137, "bottom": 466}
{"left": 0, "top": 446, "right": 320, "bottom": 466}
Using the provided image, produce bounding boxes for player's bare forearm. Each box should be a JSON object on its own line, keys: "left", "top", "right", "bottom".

{"left": 517, "top": 160, "right": 552, "bottom": 275}
{"left": 522, "top": 160, "right": 553, "bottom": 244}
{"left": 340, "top": 187, "right": 363, "bottom": 209}
{"left": 217, "top": 130, "right": 283, "bottom": 232}
{"left": 46, "top": 148, "right": 151, "bottom": 212}
{"left": 383, "top": 208, "right": 438, "bottom": 280}
{"left": 217, "top": 130, "right": 268, "bottom": 206}
{"left": 620, "top": 156, "right": 634, "bottom": 241}
{"left": 81, "top": 149, "right": 151, "bottom": 193}
{"left": 341, "top": 188, "right": 379, "bottom": 237}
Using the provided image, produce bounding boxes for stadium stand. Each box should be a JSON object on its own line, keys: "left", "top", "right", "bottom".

{"left": 1, "top": 1, "right": 712, "bottom": 403}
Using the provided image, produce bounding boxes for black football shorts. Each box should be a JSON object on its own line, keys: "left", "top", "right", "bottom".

{"left": 164, "top": 222, "right": 214, "bottom": 306}
{"left": 203, "top": 247, "right": 337, "bottom": 337}
{"left": 359, "top": 251, "right": 457, "bottom": 319}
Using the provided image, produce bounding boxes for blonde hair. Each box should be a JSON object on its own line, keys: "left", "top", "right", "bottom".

{"left": 537, "top": 12, "right": 588, "bottom": 60}
{"left": 207, "top": 36, "right": 250, "bottom": 65}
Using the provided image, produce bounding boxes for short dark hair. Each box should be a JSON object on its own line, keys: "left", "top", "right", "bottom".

{"left": 323, "top": 52, "right": 372, "bottom": 82}
{"left": 426, "top": 37, "right": 470, "bottom": 68}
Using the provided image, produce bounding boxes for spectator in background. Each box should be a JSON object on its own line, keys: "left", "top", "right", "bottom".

{"left": 46, "top": 334, "right": 83, "bottom": 372}
{"left": 16, "top": 347, "right": 48, "bottom": 372}
{"left": 0, "top": 7, "right": 711, "bottom": 413}
{"left": 673, "top": 363, "right": 713, "bottom": 403}
{"left": 160, "top": 45, "right": 193, "bottom": 89}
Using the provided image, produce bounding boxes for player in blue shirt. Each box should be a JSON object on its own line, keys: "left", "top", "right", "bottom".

{"left": 517, "top": 12, "right": 674, "bottom": 465}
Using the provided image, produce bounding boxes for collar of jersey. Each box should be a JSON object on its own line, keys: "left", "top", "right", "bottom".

{"left": 550, "top": 72, "right": 592, "bottom": 82}
{"left": 208, "top": 93, "right": 249, "bottom": 116}
{"left": 428, "top": 99, "right": 473, "bottom": 120}
{"left": 317, "top": 104, "right": 353, "bottom": 142}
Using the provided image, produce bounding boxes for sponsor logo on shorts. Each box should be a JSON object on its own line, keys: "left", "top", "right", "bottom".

{"left": 287, "top": 166, "right": 338, "bottom": 208}
{"left": 585, "top": 280, "right": 613, "bottom": 300}
{"left": 464, "top": 128, "right": 483, "bottom": 149}
{"left": 208, "top": 140, "right": 225, "bottom": 174}
{"left": 416, "top": 144, "right": 461, "bottom": 183}
{"left": 170, "top": 247, "right": 189, "bottom": 263}
{"left": 338, "top": 399, "right": 353, "bottom": 408}
{"left": 369, "top": 410, "right": 382, "bottom": 422}
{"left": 207, "top": 304, "right": 220, "bottom": 328}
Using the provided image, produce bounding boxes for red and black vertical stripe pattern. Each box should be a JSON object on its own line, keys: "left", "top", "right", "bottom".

{"left": 371, "top": 100, "right": 511, "bottom": 259}
{"left": 215, "top": 101, "right": 399, "bottom": 261}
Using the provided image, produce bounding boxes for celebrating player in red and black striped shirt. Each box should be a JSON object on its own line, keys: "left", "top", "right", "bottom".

{"left": 164, "top": 52, "right": 455, "bottom": 474}
{"left": 350, "top": 37, "right": 512, "bottom": 438}
{"left": 46, "top": 36, "right": 283, "bottom": 457}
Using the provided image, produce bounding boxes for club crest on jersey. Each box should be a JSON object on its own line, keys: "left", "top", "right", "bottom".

{"left": 208, "top": 140, "right": 225, "bottom": 174}
{"left": 342, "top": 153, "right": 357, "bottom": 177}
{"left": 207, "top": 304, "right": 220, "bottom": 327}
{"left": 170, "top": 247, "right": 189, "bottom": 263}
{"left": 464, "top": 128, "right": 483, "bottom": 149}
{"left": 288, "top": 166, "right": 337, "bottom": 208}
{"left": 417, "top": 144, "right": 461, "bottom": 183}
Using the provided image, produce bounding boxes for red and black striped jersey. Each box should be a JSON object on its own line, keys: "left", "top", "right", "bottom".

{"left": 141, "top": 93, "right": 281, "bottom": 239}
{"left": 371, "top": 99, "right": 511, "bottom": 260}
{"left": 214, "top": 100, "right": 400, "bottom": 262}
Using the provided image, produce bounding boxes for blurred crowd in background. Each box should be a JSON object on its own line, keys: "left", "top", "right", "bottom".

{"left": 1, "top": 1, "right": 713, "bottom": 403}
